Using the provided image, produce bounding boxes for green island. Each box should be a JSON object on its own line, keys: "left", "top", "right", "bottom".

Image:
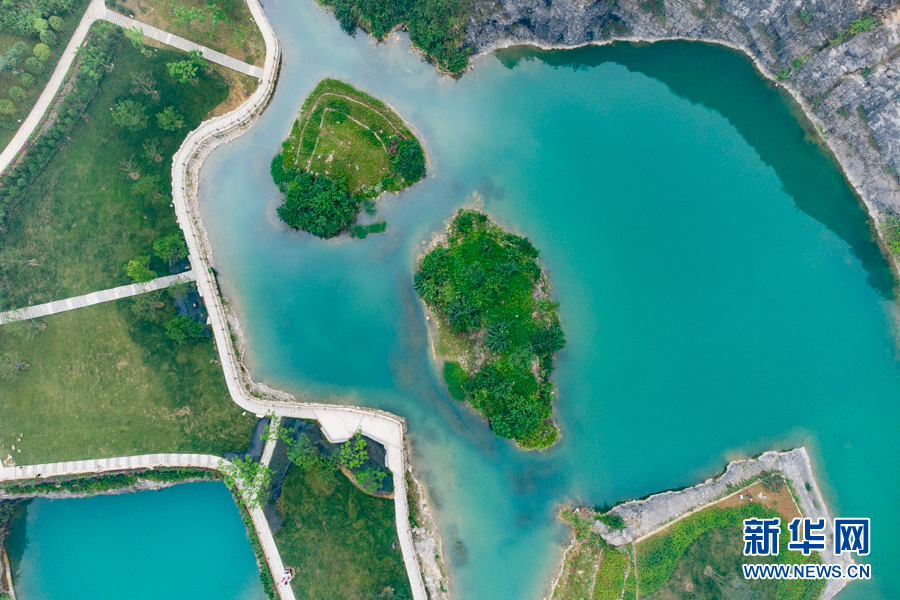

{"left": 551, "top": 473, "right": 826, "bottom": 600}
{"left": 414, "top": 209, "right": 566, "bottom": 449}
{"left": 271, "top": 78, "right": 425, "bottom": 239}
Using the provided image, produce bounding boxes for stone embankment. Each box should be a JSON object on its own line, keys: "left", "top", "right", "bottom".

{"left": 167, "top": 1, "right": 430, "bottom": 598}
{"left": 595, "top": 447, "right": 853, "bottom": 600}
{"left": 468, "top": 0, "right": 900, "bottom": 266}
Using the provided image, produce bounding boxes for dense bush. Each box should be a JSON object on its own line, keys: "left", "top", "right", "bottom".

{"left": 0, "top": 41, "right": 29, "bottom": 71}
{"left": 271, "top": 153, "right": 361, "bottom": 238}
{"left": 392, "top": 138, "right": 425, "bottom": 182}
{"left": 414, "top": 210, "right": 566, "bottom": 447}
{"left": 320, "top": 0, "right": 472, "bottom": 73}
{"left": 0, "top": 0, "right": 78, "bottom": 36}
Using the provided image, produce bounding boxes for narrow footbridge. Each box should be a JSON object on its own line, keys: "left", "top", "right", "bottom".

{"left": 0, "top": 271, "right": 195, "bottom": 325}
{"left": 102, "top": 10, "right": 264, "bottom": 78}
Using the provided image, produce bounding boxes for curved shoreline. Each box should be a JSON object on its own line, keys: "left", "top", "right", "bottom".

{"left": 470, "top": 31, "right": 900, "bottom": 287}
{"left": 594, "top": 447, "right": 852, "bottom": 600}
{"left": 166, "top": 1, "right": 430, "bottom": 599}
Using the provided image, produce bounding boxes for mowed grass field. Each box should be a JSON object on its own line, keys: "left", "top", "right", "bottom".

{"left": 0, "top": 36, "right": 228, "bottom": 309}
{"left": 283, "top": 78, "right": 418, "bottom": 194}
{"left": 275, "top": 464, "right": 412, "bottom": 600}
{"left": 0, "top": 297, "right": 256, "bottom": 466}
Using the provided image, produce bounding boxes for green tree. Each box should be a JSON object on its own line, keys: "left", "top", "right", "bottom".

{"left": 167, "top": 59, "right": 198, "bottom": 83}
{"left": 33, "top": 43, "right": 51, "bottom": 62}
{"left": 356, "top": 467, "right": 387, "bottom": 494}
{"left": 165, "top": 315, "right": 206, "bottom": 342}
{"left": 0, "top": 353, "right": 28, "bottom": 380}
{"left": 167, "top": 279, "right": 192, "bottom": 302}
{"left": 130, "top": 291, "right": 165, "bottom": 322}
{"left": 338, "top": 430, "right": 368, "bottom": 469}
{"left": 19, "top": 73, "right": 34, "bottom": 88}
{"left": 23, "top": 57, "right": 42, "bottom": 74}
{"left": 153, "top": 232, "right": 188, "bottom": 264}
{"left": 0, "top": 100, "right": 14, "bottom": 116}
{"left": 32, "top": 18, "right": 49, "bottom": 32}
{"left": 155, "top": 106, "right": 184, "bottom": 131}
{"left": 39, "top": 29, "right": 57, "bottom": 46}
{"left": 125, "top": 25, "right": 144, "bottom": 48}
{"left": 48, "top": 15, "right": 64, "bottom": 30}
{"left": 111, "top": 99, "right": 147, "bottom": 131}
{"left": 124, "top": 255, "right": 157, "bottom": 282}
{"left": 8, "top": 87, "right": 24, "bottom": 101}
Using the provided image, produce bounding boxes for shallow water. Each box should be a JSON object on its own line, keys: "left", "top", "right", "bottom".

{"left": 8, "top": 482, "right": 265, "bottom": 600}
{"left": 198, "top": 2, "right": 900, "bottom": 597}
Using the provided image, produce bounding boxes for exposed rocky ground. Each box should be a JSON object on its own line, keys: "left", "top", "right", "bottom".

{"left": 467, "top": 0, "right": 900, "bottom": 259}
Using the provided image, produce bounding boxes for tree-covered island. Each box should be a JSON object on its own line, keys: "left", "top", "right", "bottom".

{"left": 414, "top": 210, "right": 566, "bottom": 449}
{"left": 271, "top": 78, "right": 426, "bottom": 239}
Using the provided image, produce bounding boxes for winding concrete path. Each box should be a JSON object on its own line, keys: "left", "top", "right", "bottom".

{"left": 0, "top": 0, "right": 263, "bottom": 177}
{"left": 101, "top": 10, "right": 264, "bottom": 78}
{"left": 0, "top": 0, "right": 428, "bottom": 597}
{"left": 0, "top": 271, "right": 194, "bottom": 325}
{"left": 0, "top": 451, "right": 290, "bottom": 600}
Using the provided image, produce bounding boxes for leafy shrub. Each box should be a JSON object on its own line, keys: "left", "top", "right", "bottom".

{"left": 40, "top": 29, "right": 57, "bottom": 46}
{"left": 124, "top": 254, "right": 156, "bottom": 282}
{"left": 32, "top": 42, "right": 51, "bottom": 61}
{"left": 356, "top": 467, "right": 387, "bottom": 494}
{"left": 165, "top": 315, "right": 206, "bottom": 342}
{"left": 156, "top": 105, "right": 184, "bottom": 130}
{"left": 153, "top": 232, "right": 188, "bottom": 263}
{"left": 48, "top": 15, "right": 64, "bottom": 30}
{"left": 271, "top": 154, "right": 361, "bottom": 238}
{"left": 338, "top": 430, "right": 368, "bottom": 469}
{"left": 0, "top": 41, "right": 29, "bottom": 71}
{"left": 111, "top": 99, "right": 147, "bottom": 131}
{"left": 392, "top": 138, "right": 425, "bottom": 182}
{"left": 443, "top": 361, "right": 468, "bottom": 400}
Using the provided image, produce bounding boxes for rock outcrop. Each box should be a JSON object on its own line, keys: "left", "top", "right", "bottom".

{"left": 467, "top": 0, "right": 900, "bottom": 257}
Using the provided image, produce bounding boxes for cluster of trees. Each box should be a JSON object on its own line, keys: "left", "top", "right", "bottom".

{"left": 279, "top": 427, "right": 389, "bottom": 494}
{"left": 320, "top": 0, "right": 472, "bottom": 73}
{"left": 124, "top": 230, "right": 188, "bottom": 284}
{"left": 0, "top": 24, "right": 121, "bottom": 205}
{"left": 271, "top": 153, "right": 361, "bottom": 238}
{"left": 414, "top": 210, "right": 566, "bottom": 448}
{"left": 391, "top": 138, "right": 425, "bottom": 183}
{"left": 0, "top": 13, "right": 68, "bottom": 119}
{"left": 111, "top": 99, "right": 185, "bottom": 132}
{"left": 0, "top": 0, "right": 76, "bottom": 37}
{"left": 166, "top": 50, "right": 206, "bottom": 83}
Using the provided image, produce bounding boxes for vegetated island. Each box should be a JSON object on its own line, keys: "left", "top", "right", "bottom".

{"left": 271, "top": 78, "right": 426, "bottom": 239}
{"left": 414, "top": 209, "right": 566, "bottom": 449}
{"left": 546, "top": 448, "right": 854, "bottom": 600}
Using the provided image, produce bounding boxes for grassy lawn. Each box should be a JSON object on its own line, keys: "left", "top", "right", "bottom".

{"left": 0, "top": 296, "right": 256, "bottom": 466}
{"left": 274, "top": 463, "right": 412, "bottom": 600}
{"left": 593, "top": 548, "right": 628, "bottom": 600}
{"left": 550, "top": 539, "right": 603, "bottom": 600}
{"left": 636, "top": 504, "right": 826, "bottom": 600}
{"left": 0, "top": 0, "right": 91, "bottom": 150}
{"left": 115, "top": 0, "right": 265, "bottom": 66}
{"left": 283, "top": 78, "right": 424, "bottom": 196}
{"left": 0, "top": 33, "right": 229, "bottom": 309}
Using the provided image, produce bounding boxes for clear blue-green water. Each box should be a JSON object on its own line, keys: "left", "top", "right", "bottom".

{"left": 8, "top": 482, "right": 266, "bottom": 600}
{"left": 196, "top": 1, "right": 900, "bottom": 598}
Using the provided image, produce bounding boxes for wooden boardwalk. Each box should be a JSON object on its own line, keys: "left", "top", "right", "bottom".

{"left": 102, "top": 11, "right": 264, "bottom": 78}
{"left": 0, "top": 271, "right": 194, "bottom": 325}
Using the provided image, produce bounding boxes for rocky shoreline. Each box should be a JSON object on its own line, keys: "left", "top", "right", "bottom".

{"left": 466, "top": 0, "right": 900, "bottom": 279}
{"left": 593, "top": 447, "right": 854, "bottom": 600}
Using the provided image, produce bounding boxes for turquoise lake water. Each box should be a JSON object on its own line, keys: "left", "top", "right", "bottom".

{"left": 8, "top": 482, "right": 265, "bottom": 600}
{"left": 196, "top": 1, "right": 900, "bottom": 597}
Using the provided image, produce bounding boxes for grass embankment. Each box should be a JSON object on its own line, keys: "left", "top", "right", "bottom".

{"left": 0, "top": 0, "right": 91, "bottom": 150}
{"left": 0, "top": 297, "right": 256, "bottom": 466}
{"left": 553, "top": 474, "right": 825, "bottom": 600}
{"left": 0, "top": 26, "right": 228, "bottom": 309}
{"left": 317, "top": 0, "right": 473, "bottom": 74}
{"left": 112, "top": 0, "right": 265, "bottom": 66}
{"left": 274, "top": 458, "right": 411, "bottom": 599}
{"left": 414, "top": 209, "right": 566, "bottom": 449}
{"left": 272, "top": 78, "right": 425, "bottom": 239}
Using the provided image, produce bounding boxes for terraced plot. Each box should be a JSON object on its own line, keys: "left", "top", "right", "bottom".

{"left": 272, "top": 78, "right": 425, "bottom": 239}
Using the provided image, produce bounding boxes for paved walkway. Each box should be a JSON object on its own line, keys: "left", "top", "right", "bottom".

{"left": 0, "top": 0, "right": 262, "bottom": 177}
{"left": 101, "top": 10, "right": 264, "bottom": 78}
{"left": 0, "top": 271, "right": 194, "bottom": 325}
